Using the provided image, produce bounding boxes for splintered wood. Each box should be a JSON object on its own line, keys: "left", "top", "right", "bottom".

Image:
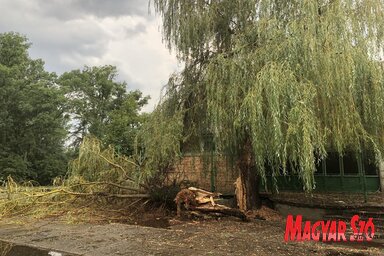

{"left": 234, "top": 176, "right": 246, "bottom": 212}
{"left": 174, "top": 187, "right": 247, "bottom": 220}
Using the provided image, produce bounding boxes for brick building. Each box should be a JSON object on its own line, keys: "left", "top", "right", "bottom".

{"left": 168, "top": 151, "right": 383, "bottom": 194}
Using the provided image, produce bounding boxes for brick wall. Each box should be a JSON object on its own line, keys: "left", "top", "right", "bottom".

{"left": 380, "top": 161, "right": 384, "bottom": 192}
{"left": 167, "top": 154, "right": 238, "bottom": 194}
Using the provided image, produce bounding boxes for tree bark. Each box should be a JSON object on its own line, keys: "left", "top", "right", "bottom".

{"left": 235, "top": 138, "right": 261, "bottom": 211}
{"left": 192, "top": 205, "right": 248, "bottom": 221}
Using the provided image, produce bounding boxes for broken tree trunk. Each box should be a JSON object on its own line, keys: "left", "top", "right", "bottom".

{"left": 235, "top": 172, "right": 261, "bottom": 212}
{"left": 175, "top": 187, "right": 247, "bottom": 220}
{"left": 234, "top": 177, "right": 245, "bottom": 211}
{"left": 192, "top": 204, "right": 247, "bottom": 220}
{"left": 235, "top": 138, "right": 261, "bottom": 212}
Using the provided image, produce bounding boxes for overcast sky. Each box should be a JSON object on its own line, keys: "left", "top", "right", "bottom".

{"left": 0, "top": 0, "right": 180, "bottom": 111}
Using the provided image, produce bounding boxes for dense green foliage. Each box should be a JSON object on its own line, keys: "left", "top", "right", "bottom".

{"left": 0, "top": 32, "right": 149, "bottom": 185}
{"left": 152, "top": 0, "right": 384, "bottom": 191}
{"left": 59, "top": 66, "right": 149, "bottom": 154}
{"left": 0, "top": 32, "right": 68, "bottom": 184}
{"left": 104, "top": 90, "right": 149, "bottom": 156}
{"left": 140, "top": 93, "right": 184, "bottom": 179}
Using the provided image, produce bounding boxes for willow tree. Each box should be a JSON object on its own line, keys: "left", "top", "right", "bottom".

{"left": 151, "top": 0, "right": 384, "bottom": 210}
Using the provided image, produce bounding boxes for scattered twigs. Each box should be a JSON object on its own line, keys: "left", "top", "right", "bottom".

{"left": 126, "top": 198, "right": 145, "bottom": 208}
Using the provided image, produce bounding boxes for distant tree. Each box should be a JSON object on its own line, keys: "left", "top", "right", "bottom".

{"left": 60, "top": 66, "right": 149, "bottom": 154}
{"left": 151, "top": 0, "right": 384, "bottom": 210}
{"left": 104, "top": 90, "right": 149, "bottom": 156}
{"left": 0, "top": 32, "right": 68, "bottom": 184}
{"left": 59, "top": 66, "right": 125, "bottom": 146}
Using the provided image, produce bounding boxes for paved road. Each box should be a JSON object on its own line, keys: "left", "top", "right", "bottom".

{"left": 0, "top": 219, "right": 382, "bottom": 256}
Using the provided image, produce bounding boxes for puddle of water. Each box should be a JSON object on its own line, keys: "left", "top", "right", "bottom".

{"left": 0, "top": 240, "right": 78, "bottom": 256}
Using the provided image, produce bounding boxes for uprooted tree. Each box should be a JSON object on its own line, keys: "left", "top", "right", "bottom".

{"left": 150, "top": 0, "right": 384, "bottom": 211}
{"left": 0, "top": 136, "right": 151, "bottom": 220}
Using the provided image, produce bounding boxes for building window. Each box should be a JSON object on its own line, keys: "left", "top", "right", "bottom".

{"left": 343, "top": 151, "right": 359, "bottom": 175}
{"left": 325, "top": 152, "right": 340, "bottom": 175}
{"left": 363, "top": 151, "right": 378, "bottom": 176}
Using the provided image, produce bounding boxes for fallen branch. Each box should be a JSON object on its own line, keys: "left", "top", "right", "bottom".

{"left": 97, "top": 154, "right": 148, "bottom": 190}
{"left": 192, "top": 204, "right": 248, "bottom": 221}
{"left": 67, "top": 181, "right": 145, "bottom": 193}
{"left": 61, "top": 190, "right": 150, "bottom": 198}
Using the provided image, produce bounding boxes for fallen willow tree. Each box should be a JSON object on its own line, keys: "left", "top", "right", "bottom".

{"left": 0, "top": 137, "right": 151, "bottom": 221}
{"left": 67, "top": 136, "right": 149, "bottom": 194}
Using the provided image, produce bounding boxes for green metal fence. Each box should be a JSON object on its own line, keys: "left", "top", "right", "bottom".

{"left": 262, "top": 151, "right": 380, "bottom": 193}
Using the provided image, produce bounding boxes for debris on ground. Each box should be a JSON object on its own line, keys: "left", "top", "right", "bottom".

{"left": 246, "top": 206, "right": 283, "bottom": 221}
{"left": 174, "top": 187, "right": 276, "bottom": 221}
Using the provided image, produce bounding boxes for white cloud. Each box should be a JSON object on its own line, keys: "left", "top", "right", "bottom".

{"left": 98, "top": 16, "right": 180, "bottom": 109}
{"left": 0, "top": 0, "right": 179, "bottom": 111}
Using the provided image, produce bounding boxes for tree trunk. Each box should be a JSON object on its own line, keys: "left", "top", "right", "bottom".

{"left": 235, "top": 138, "right": 261, "bottom": 211}
{"left": 192, "top": 205, "right": 248, "bottom": 221}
